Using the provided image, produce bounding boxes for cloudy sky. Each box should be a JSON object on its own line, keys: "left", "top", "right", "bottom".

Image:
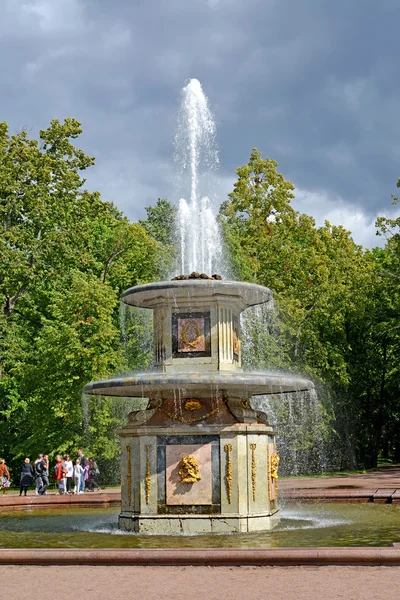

{"left": 2, "top": 0, "right": 400, "bottom": 247}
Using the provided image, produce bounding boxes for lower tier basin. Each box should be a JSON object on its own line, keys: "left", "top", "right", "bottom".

{"left": 0, "top": 503, "right": 398, "bottom": 548}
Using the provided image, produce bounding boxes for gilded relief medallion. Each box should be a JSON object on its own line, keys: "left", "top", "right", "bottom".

{"left": 172, "top": 312, "right": 211, "bottom": 358}
{"left": 178, "top": 318, "right": 205, "bottom": 352}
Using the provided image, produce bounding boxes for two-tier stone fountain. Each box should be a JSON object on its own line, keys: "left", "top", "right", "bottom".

{"left": 84, "top": 273, "right": 314, "bottom": 534}
{"left": 84, "top": 79, "right": 314, "bottom": 534}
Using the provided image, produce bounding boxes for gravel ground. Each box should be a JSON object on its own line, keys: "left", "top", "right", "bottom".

{"left": 1, "top": 565, "right": 399, "bottom": 600}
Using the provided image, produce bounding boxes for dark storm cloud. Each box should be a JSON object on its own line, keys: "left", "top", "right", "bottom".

{"left": 0, "top": 0, "right": 399, "bottom": 245}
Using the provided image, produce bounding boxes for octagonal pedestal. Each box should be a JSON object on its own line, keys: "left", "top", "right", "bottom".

{"left": 118, "top": 423, "right": 280, "bottom": 534}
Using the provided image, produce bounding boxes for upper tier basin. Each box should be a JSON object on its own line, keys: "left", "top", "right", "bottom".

{"left": 121, "top": 279, "right": 273, "bottom": 310}
{"left": 84, "top": 371, "right": 314, "bottom": 399}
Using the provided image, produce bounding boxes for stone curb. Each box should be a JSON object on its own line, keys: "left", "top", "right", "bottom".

{"left": 0, "top": 548, "right": 399, "bottom": 566}
{"left": 0, "top": 493, "right": 120, "bottom": 512}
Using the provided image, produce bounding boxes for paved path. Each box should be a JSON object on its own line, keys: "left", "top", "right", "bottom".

{"left": 280, "top": 466, "right": 400, "bottom": 490}
{"left": 1, "top": 466, "right": 399, "bottom": 509}
{"left": 0, "top": 488, "right": 120, "bottom": 510}
{"left": 280, "top": 466, "right": 400, "bottom": 502}
{"left": 1, "top": 565, "right": 399, "bottom": 600}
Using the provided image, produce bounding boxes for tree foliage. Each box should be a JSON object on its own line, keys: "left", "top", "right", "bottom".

{"left": 139, "top": 198, "right": 177, "bottom": 277}
{"left": 221, "top": 148, "right": 400, "bottom": 469}
{"left": 0, "top": 119, "right": 161, "bottom": 478}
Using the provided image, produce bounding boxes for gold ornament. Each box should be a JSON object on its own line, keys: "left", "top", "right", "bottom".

{"left": 224, "top": 443, "right": 233, "bottom": 504}
{"left": 250, "top": 443, "right": 257, "bottom": 502}
{"left": 233, "top": 327, "right": 240, "bottom": 355}
{"left": 126, "top": 445, "right": 132, "bottom": 506}
{"left": 181, "top": 321, "right": 201, "bottom": 349}
{"left": 270, "top": 453, "right": 279, "bottom": 480}
{"left": 160, "top": 397, "right": 224, "bottom": 424}
{"left": 145, "top": 445, "right": 152, "bottom": 504}
{"left": 178, "top": 455, "right": 201, "bottom": 484}
{"left": 184, "top": 399, "right": 202, "bottom": 412}
{"left": 268, "top": 449, "right": 279, "bottom": 501}
{"left": 240, "top": 400, "right": 250, "bottom": 409}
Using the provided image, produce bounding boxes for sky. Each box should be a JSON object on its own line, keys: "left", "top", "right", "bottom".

{"left": 1, "top": 0, "right": 400, "bottom": 248}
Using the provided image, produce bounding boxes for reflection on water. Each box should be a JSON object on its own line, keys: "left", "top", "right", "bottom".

{"left": 0, "top": 503, "right": 399, "bottom": 549}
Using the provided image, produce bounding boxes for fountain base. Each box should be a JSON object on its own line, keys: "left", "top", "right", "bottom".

{"left": 119, "top": 423, "right": 280, "bottom": 535}
{"left": 118, "top": 511, "right": 280, "bottom": 534}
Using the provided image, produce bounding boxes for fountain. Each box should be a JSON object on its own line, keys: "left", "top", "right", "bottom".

{"left": 84, "top": 79, "right": 315, "bottom": 534}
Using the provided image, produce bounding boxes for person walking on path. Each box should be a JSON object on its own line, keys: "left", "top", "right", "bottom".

{"left": 73, "top": 459, "right": 84, "bottom": 494}
{"left": 77, "top": 449, "right": 87, "bottom": 493}
{"left": 87, "top": 458, "right": 101, "bottom": 491}
{"left": 34, "top": 454, "right": 45, "bottom": 495}
{"left": 38, "top": 454, "right": 49, "bottom": 495}
{"left": 19, "top": 458, "right": 34, "bottom": 496}
{"left": 0, "top": 459, "right": 11, "bottom": 495}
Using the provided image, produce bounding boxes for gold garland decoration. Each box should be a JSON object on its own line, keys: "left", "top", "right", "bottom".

{"left": 224, "top": 443, "right": 233, "bottom": 504}
{"left": 181, "top": 321, "right": 201, "bottom": 349}
{"left": 126, "top": 445, "right": 132, "bottom": 506}
{"left": 159, "top": 397, "right": 225, "bottom": 424}
{"left": 144, "top": 444, "right": 152, "bottom": 505}
{"left": 250, "top": 443, "right": 257, "bottom": 502}
{"left": 178, "top": 455, "right": 202, "bottom": 484}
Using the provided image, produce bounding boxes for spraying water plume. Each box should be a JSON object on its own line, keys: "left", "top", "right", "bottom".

{"left": 175, "top": 78, "right": 223, "bottom": 275}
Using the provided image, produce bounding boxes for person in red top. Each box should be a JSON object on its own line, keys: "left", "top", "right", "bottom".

{"left": 52, "top": 455, "right": 66, "bottom": 495}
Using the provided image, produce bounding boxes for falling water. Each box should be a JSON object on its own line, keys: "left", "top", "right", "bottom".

{"left": 174, "top": 78, "right": 224, "bottom": 274}
{"left": 241, "top": 305, "right": 332, "bottom": 475}
{"left": 251, "top": 389, "right": 329, "bottom": 476}
{"left": 119, "top": 304, "right": 154, "bottom": 372}
{"left": 240, "top": 301, "right": 278, "bottom": 370}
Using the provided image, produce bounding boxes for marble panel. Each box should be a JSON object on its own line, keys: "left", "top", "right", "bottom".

{"left": 166, "top": 444, "right": 212, "bottom": 505}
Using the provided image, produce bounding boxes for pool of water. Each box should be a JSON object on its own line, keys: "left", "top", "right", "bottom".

{"left": 0, "top": 503, "right": 399, "bottom": 548}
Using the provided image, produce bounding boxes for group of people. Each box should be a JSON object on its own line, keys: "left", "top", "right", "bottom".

{"left": 0, "top": 449, "right": 101, "bottom": 496}
{"left": 51, "top": 450, "right": 101, "bottom": 496}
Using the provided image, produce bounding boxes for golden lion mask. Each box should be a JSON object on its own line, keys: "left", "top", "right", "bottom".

{"left": 178, "top": 455, "right": 202, "bottom": 484}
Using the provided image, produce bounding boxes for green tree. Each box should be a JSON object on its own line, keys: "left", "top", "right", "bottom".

{"left": 221, "top": 148, "right": 382, "bottom": 471}
{"left": 0, "top": 119, "right": 100, "bottom": 319}
{"left": 140, "top": 198, "right": 177, "bottom": 245}
{"left": 140, "top": 198, "right": 178, "bottom": 276}
{"left": 371, "top": 184, "right": 400, "bottom": 463}
{"left": 11, "top": 272, "right": 122, "bottom": 458}
{"left": 0, "top": 119, "right": 161, "bottom": 479}
{"left": 220, "top": 148, "right": 296, "bottom": 281}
